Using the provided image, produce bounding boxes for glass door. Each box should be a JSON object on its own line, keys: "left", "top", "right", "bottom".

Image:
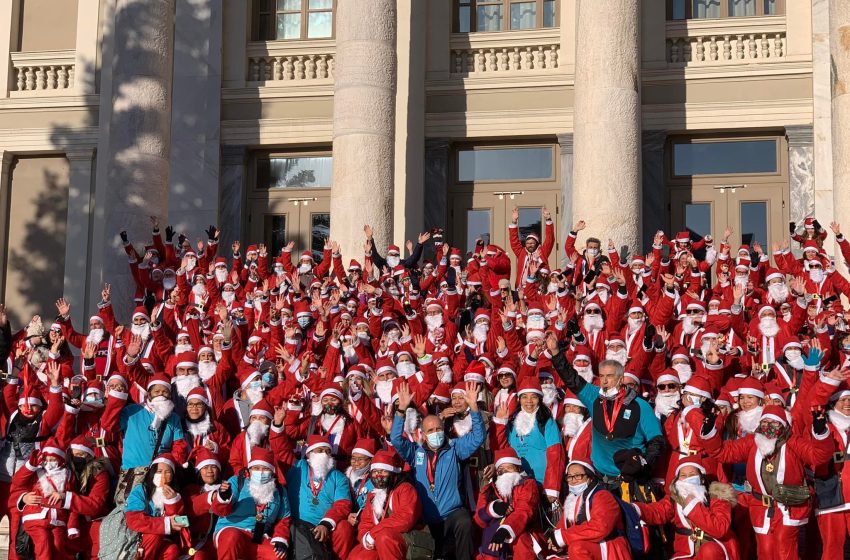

{"left": 249, "top": 196, "right": 331, "bottom": 262}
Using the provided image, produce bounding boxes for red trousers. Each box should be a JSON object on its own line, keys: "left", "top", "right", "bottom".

{"left": 327, "top": 520, "right": 355, "bottom": 559}
{"left": 64, "top": 519, "right": 101, "bottom": 559}
{"left": 816, "top": 510, "right": 850, "bottom": 560}
{"left": 215, "top": 527, "right": 286, "bottom": 560}
{"left": 694, "top": 541, "right": 729, "bottom": 559}
{"left": 139, "top": 533, "right": 180, "bottom": 560}
{"left": 0, "top": 480, "right": 22, "bottom": 560}
{"left": 351, "top": 530, "right": 408, "bottom": 560}
{"left": 25, "top": 524, "right": 66, "bottom": 560}
{"left": 753, "top": 516, "right": 800, "bottom": 560}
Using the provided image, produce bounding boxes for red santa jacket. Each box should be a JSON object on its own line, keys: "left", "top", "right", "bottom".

{"left": 356, "top": 482, "right": 421, "bottom": 549}
{"left": 473, "top": 476, "right": 539, "bottom": 546}
{"left": 11, "top": 458, "right": 80, "bottom": 535}
{"left": 228, "top": 426, "right": 295, "bottom": 482}
{"left": 550, "top": 485, "right": 631, "bottom": 560}
{"left": 564, "top": 418, "right": 592, "bottom": 462}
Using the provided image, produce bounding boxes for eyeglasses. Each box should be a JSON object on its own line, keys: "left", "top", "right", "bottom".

{"left": 566, "top": 474, "right": 588, "bottom": 482}
{"left": 585, "top": 309, "right": 601, "bottom": 315}
{"left": 686, "top": 309, "right": 704, "bottom": 316}
{"left": 657, "top": 384, "right": 679, "bottom": 391}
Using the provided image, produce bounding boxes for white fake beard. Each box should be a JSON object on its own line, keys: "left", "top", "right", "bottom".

{"left": 682, "top": 316, "right": 701, "bottom": 335}
{"left": 222, "top": 291, "right": 235, "bottom": 304}
{"left": 809, "top": 269, "right": 825, "bottom": 283}
{"left": 186, "top": 258, "right": 197, "bottom": 271}
{"left": 175, "top": 343, "right": 193, "bottom": 354}
{"left": 174, "top": 374, "right": 200, "bottom": 398}
{"left": 654, "top": 392, "right": 680, "bottom": 418}
{"left": 734, "top": 275, "right": 749, "bottom": 288}
{"left": 375, "top": 380, "right": 393, "bottom": 405}
{"left": 754, "top": 433, "right": 778, "bottom": 457}
{"left": 148, "top": 396, "right": 174, "bottom": 428}
{"left": 454, "top": 412, "right": 472, "bottom": 437}
{"left": 404, "top": 407, "right": 421, "bottom": 436}
{"left": 246, "top": 420, "right": 269, "bottom": 446}
{"left": 768, "top": 283, "right": 789, "bottom": 303}
{"left": 495, "top": 471, "right": 523, "bottom": 500}
{"left": 627, "top": 317, "right": 644, "bottom": 334}
{"left": 574, "top": 365, "right": 594, "bottom": 383}
{"left": 785, "top": 354, "right": 805, "bottom": 370}
{"left": 308, "top": 453, "right": 335, "bottom": 481}
{"left": 596, "top": 291, "right": 609, "bottom": 304}
{"left": 564, "top": 493, "right": 580, "bottom": 524}
{"left": 830, "top": 409, "right": 850, "bottom": 433}
{"left": 527, "top": 316, "right": 546, "bottom": 330}
{"left": 192, "top": 284, "right": 207, "bottom": 297}
{"left": 759, "top": 316, "right": 780, "bottom": 338}
{"left": 472, "top": 324, "right": 489, "bottom": 344}
{"left": 673, "top": 480, "right": 707, "bottom": 504}
{"left": 737, "top": 405, "right": 764, "bottom": 434}
{"left": 186, "top": 414, "right": 211, "bottom": 437}
{"left": 298, "top": 263, "right": 312, "bottom": 275}
{"left": 605, "top": 349, "right": 627, "bottom": 366}
{"left": 86, "top": 328, "right": 105, "bottom": 345}
{"left": 514, "top": 409, "right": 537, "bottom": 437}
{"left": 372, "top": 488, "right": 388, "bottom": 517}
{"left": 274, "top": 267, "right": 285, "bottom": 277}
{"left": 39, "top": 467, "right": 67, "bottom": 496}
{"left": 700, "top": 340, "right": 712, "bottom": 358}
{"left": 131, "top": 323, "right": 151, "bottom": 341}
{"left": 542, "top": 385, "right": 559, "bottom": 406}
{"left": 198, "top": 361, "right": 217, "bottom": 382}
{"left": 583, "top": 314, "right": 604, "bottom": 333}
{"left": 215, "top": 269, "right": 228, "bottom": 283}
{"left": 562, "top": 412, "right": 585, "bottom": 438}
{"left": 249, "top": 479, "right": 276, "bottom": 505}
{"left": 244, "top": 387, "right": 264, "bottom": 405}
{"left": 672, "top": 364, "right": 693, "bottom": 385}
{"left": 347, "top": 465, "right": 370, "bottom": 485}
{"left": 425, "top": 315, "right": 443, "bottom": 330}
{"left": 151, "top": 487, "right": 167, "bottom": 513}
{"left": 438, "top": 366, "right": 453, "bottom": 384}
{"left": 386, "top": 256, "right": 400, "bottom": 268}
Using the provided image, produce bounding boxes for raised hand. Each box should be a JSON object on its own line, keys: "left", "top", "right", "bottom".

{"left": 55, "top": 298, "right": 70, "bottom": 317}
{"left": 464, "top": 381, "right": 480, "bottom": 410}
{"left": 831, "top": 222, "right": 841, "bottom": 236}
{"left": 101, "top": 283, "right": 111, "bottom": 303}
{"left": 573, "top": 220, "right": 586, "bottom": 232}
{"left": 82, "top": 341, "right": 97, "bottom": 360}
{"left": 542, "top": 207, "right": 551, "bottom": 220}
{"left": 545, "top": 331, "right": 560, "bottom": 355}
{"left": 511, "top": 208, "right": 519, "bottom": 223}
{"left": 397, "top": 381, "right": 412, "bottom": 410}
{"left": 418, "top": 231, "right": 431, "bottom": 244}
{"left": 126, "top": 334, "right": 142, "bottom": 359}
{"left": 363, "top": 224, "right": 374, "bottom": 239}
{"left": 46, "top": 362, "right": 61, "bottom": 387}
{"left": 412, "top": 334, "right": 427, "bottom": 358}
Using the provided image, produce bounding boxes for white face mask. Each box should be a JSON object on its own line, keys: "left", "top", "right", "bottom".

{"left": 600, "top": 386, "right": 620, "bottom": 399}
{"left": 274, "top": 265, "right": 285, "bottom": 277}
{"left": 425, "top": 315, "right": 443, "bottom": 330}
{"left": 785, "top": 350, "right": 804, "bottom": 370}
{"left": 527, "top": 314, "right": 545, "bottom": 330}
{"left": 569, "top": 481, "right": 589, "bottom": 495}
{"left": 387, "top": 256, "right": 400, "bottom": 268}
{"left": 43, "top": 458, "right": 60, "bottom": 471}
{"left": 153, "top": 473, "right": 163, "bottom": 487}
{"left": 585, "top": 248, "right": 599, "bottom": 258}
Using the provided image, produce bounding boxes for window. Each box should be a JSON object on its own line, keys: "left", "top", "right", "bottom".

{"left": 517, "top": 207, "right": 543, "bottom": 241}
{"left": 684, "top": 203, "right": 712, "bottom": 238}
{"left": 740, "top": 201, "right": 767, "bottom": 246}
{"left": 266, "top": 215, "right": 288, "bottom": 257}
{"left": 667, "top": 0, "right": 782, "bottom": 19}
{"left": 458, "top": 147, "right": 554, "bottom": 182}
{"left": 455, "top": 0, "right": 557, "bottom": 32}
{"left": 254, "top": 0, "right": 334, "bottom": 41}
{"left": 466, "top": 209, "right": 492, "bottom": 252}
{"left": 311, "top": 213, "right": 330, "bottom": 262}
{"left": 257, "top": 155, "right": 333, "bottom": 189}
{"left": 672, "top": 140, "right": 777, "bottom": 176}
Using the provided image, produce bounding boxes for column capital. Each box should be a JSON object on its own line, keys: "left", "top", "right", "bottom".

{"left": 642, "top": 130, "right": 667, "bottom": 152}
{"left": 786, "top": 125, "right": 814, "bottom": 146}
{"left": 65, "top": 147, "right": 96, "bottom": 163}
{"left": 557, "top": 132, "right": 574, "bottom": 155}
{"left": 221, "top": 145, "right": 248, "bottom": 165}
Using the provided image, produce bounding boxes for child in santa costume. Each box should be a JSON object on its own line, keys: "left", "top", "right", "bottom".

{"left": 351, "top": 449, "right": 421, "bottom": 559}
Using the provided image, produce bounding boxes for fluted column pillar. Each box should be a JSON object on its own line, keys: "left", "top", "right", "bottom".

{"left": 572, "top": 0, "right": 642, "bottom": 254}
{"left": 331, "top": 0, "right": 397, "bottom": 260}
{"left": 832, "top": 0, "right": 850, "bottom": 273}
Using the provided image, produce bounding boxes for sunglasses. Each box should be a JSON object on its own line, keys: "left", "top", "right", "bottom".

{"left": 657, "top": 383, "right": 679, "bottom": 391}
{"left": 686, "top": 309, "right": 704, "bottom": 316}
{"left": 585, "top": 309, "right": 601, "bottom": 315}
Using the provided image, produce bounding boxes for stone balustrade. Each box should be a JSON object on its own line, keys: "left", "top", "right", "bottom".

{"left": 449, "top": 30, "right": 561, "bottom": 76}
{"left": 666, "top": 16, "right": 786, "bottom": 65}
{"left": 246, "top": 40, "right": 335, "bottom": 84}
{"left": 10, "top": 50, "right": 75, "bottom": 94}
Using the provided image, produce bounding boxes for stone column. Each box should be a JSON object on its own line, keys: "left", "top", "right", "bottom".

{"left": 0, "top": 0, "right": 18, "bottom": 98}
{"left": 423, "top": 138, "right": 449, "bottom": 260}
{"left": 642, "top": 130, "right": 666, "bottom": 244}
{"left": 812, "top": 0, "right": 833, "bottom": 225}
{"left": 832, "top": 0, "right": 850, "bottom": 273}
{"left": 786, "top": 126, "right": 815, "bottom": 227}
{"left": 218, "top": 145, "right": 248, "bottom": 254}
{"left": 0, "top": 151, "right": 14, "bottom": 297}
{"left": 572, "top": 0, "right": 642, "bottom": 254}
{"left": 557, "top": 133, "right": 574, "bottom": 247}
{"left": 74, "top": 0, "right": 100, "bottom": 93}
{"left": 331, "top": 0, "right": 397, "bottom": 260}
{"left": 64, "top": 149, "right": 96, "bottom": 329}
{"left": 100, "top": 0, "right": 176, "bottom": 318}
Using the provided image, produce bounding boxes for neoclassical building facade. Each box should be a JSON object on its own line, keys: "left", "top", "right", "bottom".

{"left": 0, "top": 0, "right": 848, "bottom": 326}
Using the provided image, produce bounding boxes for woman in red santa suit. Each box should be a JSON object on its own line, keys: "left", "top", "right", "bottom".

{"left": 636, "top": 456, "right": 740, "bottom": 560}
{"left": 560, "top": 391, "right": 591, "bottom": 461}
{"left": 184, "top": 448, "right": 225, "bottom": 560}
{"left": 547, "top": 458, "right": 631, "bottom": 560}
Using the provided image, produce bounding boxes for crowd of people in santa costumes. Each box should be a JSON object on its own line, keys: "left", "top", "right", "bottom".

{"left": 3, "top": 209, "right": 850, "bottom": 560}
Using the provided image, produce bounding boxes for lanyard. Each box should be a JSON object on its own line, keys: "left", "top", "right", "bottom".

{"left": 319, "top": 415, "right": 342, "bottom": 437}
{"left": 426, "top": 451, "right": 438, "bottom": 491}
{"left": 308, "top": 467, "right": 325, "bottom": 502}
{"left": 601, "top": 394, "right": 625, "bottom": 439}
{"left": 376, "top": 489, "right": 392, "bottom": 521}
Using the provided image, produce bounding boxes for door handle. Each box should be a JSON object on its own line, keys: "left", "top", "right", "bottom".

{"left": 287, "top": 197, "right": 317, "bottom": 206}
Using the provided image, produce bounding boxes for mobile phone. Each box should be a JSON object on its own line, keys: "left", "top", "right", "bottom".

{"left": 174, "top": 515, "right": 189, "bottom": 526}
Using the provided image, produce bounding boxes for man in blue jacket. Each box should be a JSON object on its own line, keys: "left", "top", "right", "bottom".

{"left": 391, "top": 380, "right": 485, "bottom": 560}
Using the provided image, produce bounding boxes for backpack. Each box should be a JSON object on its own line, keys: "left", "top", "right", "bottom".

{"left": 97, "top": 507, "right": 141, "bottom": 560}
{"left": 584, "top": 487, "right": 650, "bottom": 555}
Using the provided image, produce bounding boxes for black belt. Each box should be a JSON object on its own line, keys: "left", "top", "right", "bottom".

{"left": 675, "top": 527, "right": 715, "bottom": 543}
{"left": 751, "top": 491, "right": 776, "bottom": 518}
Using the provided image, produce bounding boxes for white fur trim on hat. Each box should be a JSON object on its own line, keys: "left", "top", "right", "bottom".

{"left": 320, "top": 388, "right": 344, "bottom": 401}
{"left": 187, "top": 392, "right": 210, "bottom": 406}
{"left": 247, "top": 458, "right": 275, "bottom": 471}
{"left": 564, "top": 398, "right": 585, "bottom": 408}
{"left": 152, "top": 456, "right": 176, "bottom": 470}
{"left": 306, "top": 440, "right": 332, "bottom": 454}
{"left": 761, "top": 412, "right": 788, "bottom": 426}
{"left": 370, "top": 461, "right": 400, "bottom": 473}
{"left": 495, "top": 456, "right": 522, "bottom": 469}
{"left": 517, "top": 387, "right": 543, "bottom": 397}
{"left": 683, "top": 384, "right": 712, "bottom": 400}
{"left": 18, "top": 397, "right": 43, "bottom": 407}
{"left": 738, "top": 387, "right": 765, "bottom": 399}
{"left": 176, "top": 360, "right": 198, "bottom": 369}
{"left": 147, "top": 379, "right": 171, "bottom": 390}
{"left": 70, "top": 443, "right": 94, "bottom": 456}
{"left": 249, "top": 407, "right": 273, "bottom": 420}
{"left": 567, "top": 459, "right": 596, "bottom": 475}
{"left": 675, "top": 460, "right": 706, "bottom": 475}
{"left": 196, "top": 458, "right": 222, "bottom": 471}
{"left": 351, "top": 447, "right": 375, "bottom": 458}
{"left": 41, "top": 446, "right": 66, "bottom": 459}
{"left": 656, "top": 374, "right": 680, "bottom": 386}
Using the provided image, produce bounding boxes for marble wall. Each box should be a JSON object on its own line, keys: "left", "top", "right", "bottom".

{"left": 786, "top": 125, "right": 815, "bottom": 229}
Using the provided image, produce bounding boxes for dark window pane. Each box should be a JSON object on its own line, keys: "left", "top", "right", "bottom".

{"left": 671, "top": 0, "right": 686, "bottom": 19}
{"left": 458, "top": 147, "right": 553, "bottom": 182}
{"left": 684, "top": 203, "right": 711, "bottom": 238}
{"left": 262, "top": 156, "right": 333, "bottom": 188}
{"left": 266, "top": 215, "right": 287, "bottom": 258}
{"left": 258, "top": 14, "right": 273, "bottom": 40}
{"left": 740, "top": 201, "right": 767, "bottom": 247}
{"left": 543, "top": 0, "right": 556, "bottom": 27}
{"left": 728, "top": 0, "right": 755, "bottom": 16}
{"left": 466, "top": 209, "right": 491, "bottom": 253}
{"left": 692, "top": 0, "right": 720, "bottom": 17}
{"left": 458, "top": 5, "right": 471, "bottom": 32}
{"left": 518, "top": 208, "right": 542, "bottom": 242}
{"left": 763, "top": 0, "right": 778, "bottom": 14}
{"left": 510, "top": 2, "right": 536, "bottom": 30}
{"left": 311, "top": 213, "right": 330, "bottom": 262}
{"left": 673, "top": 140, "right": 777, "bottom": 175}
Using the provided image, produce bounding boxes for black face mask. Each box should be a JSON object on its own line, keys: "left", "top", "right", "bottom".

{"left": 323, "top": 404, "right": 341, "bottom": 415}
{"left": 371, "top": 474, "right": 393, "bottom": 489}
{"left": 71, "top": 456, "right": 88, "bottom": 471}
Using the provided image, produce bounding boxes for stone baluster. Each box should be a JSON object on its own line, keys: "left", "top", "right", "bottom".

{"left": 15, "top": 67, "right": 23, "bottom": 91}
{"left": 68, "top": 66, "right": 74, "bottom": 87}
{"left": 306, "top": 55, "right": 316, "bottom": 79}
{"left": 58, "top": 65, "right": 68, "bottom": 88}
{"left": 748, "top": 34, "right": 756, "bottom": 59}
{"left": 735, "top": 35, "right": 744, "bottom": 59}
{"left": 510, "top": 48, "right": 520, "bottom": 70}
{"left": 709, "top": 37, "right": 718, "bottom": 61}
{"left": 722, "top": 35, "right": 731, "bottom": 60}
{"left": 499, "top": 48, "right": 508, "bottom": 71}
{"left": 775, "top": 34, "right": 784, "bottom": 57}
{"left": 317, "top": 55, "right": 328, "bottom": 78}
{"left": 294, "top": 56, "right": 305, "bottom": 79}
{"left": 283, "top": 57, "right": 294, "bottom": 80}
{"left": 24, "top": 66, "right": 34, "bottom": 90}
{"left": 273, "top": 57, "right": 282, "bottom": 80}
{"left": 760, "top": 34, "right": 769, "bottom": 58}
{"left": 553, "top": 45, "right": 560, "bottom": 68}
{"left": 683, "top": 40, "right": 692, "bottom": 63}
{"left": 695, "top": 37, "right": 705, "bottom": 62}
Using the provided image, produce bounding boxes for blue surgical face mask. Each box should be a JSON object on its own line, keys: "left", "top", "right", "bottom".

{"left": 681, "top": 475, "right": 702, "bottom": 486}
{"left": 84, "top": 394, "right": 102, "bottom": 405}
{"left": 251, "top": 470, "right": 273, "bottom": 485}
{"left": 249, "top": 380, "right": 262, "bottom": 392}
{"left": 426, "top": 431, "right": 445, "bottom": 449}
{"left": 297, "top": 317, "right": 311, "bottom": 329}
{"left": 569, "top": 481, "right": 588, "bottom": 495}
{"left": 261, "top": 372, "right": 276, "bottom": 388}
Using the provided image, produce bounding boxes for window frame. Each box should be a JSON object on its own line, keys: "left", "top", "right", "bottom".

{"left": 252, "top": 148, "right": 334, "bottom": 192}
{"left": 253, "top": 0, "right": 336, "bottom": 42}
{"left": 453, "top": 0, "right": 558, "bottom": 33}
{"left": 666, "top": 0, "right": 784, "bottom": 20}
{"left": 665, "top": 133, "right": 786, "bottom": 184}
{"left": 453, "top": 142, "right": 558, "bottom": 187}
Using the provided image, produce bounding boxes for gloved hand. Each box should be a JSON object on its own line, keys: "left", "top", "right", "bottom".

{"left": 205, "top": 225, "right": 218, "bottom": 240}
{"left": 177, "top": 233, "right": 187, "bottom": 247}
{"left": 814, "top": 219, "right": 822, "bottom": 231}
{"left": 218, "top": 484, "right": 232, "bottom": 501}
{"left": 643, "top": 324, "right": 656, "bottom": 348}
{"left": 700, "top": 398, "right": 718, "bottom": 436}
{"left": 165, "top": 225, "right": 175, "bottom": 242}
{"left": 273, "top": 541, "right": 288, "bottom": 558}
{"left": 119, "top": 231, "right": 128, "bottom": 243}
{"left": 803, "top": 347, "right": 824, "bottom": 368}
{"left": 566, "top": 316, "right": 580, "bottom": 338}
{"left": 491, "top": 500, "right": 509, "bottom": 517}
{"left": 789, "top": 221, "right": 796, "bottom": 234}
{"left": 613, "top": 448, "right": 648, "bottom": 480}
{"left": 491, "top": 527, "right": 510, "bottom": 545}
{"left": 812, "top": 408, "right": 828, "bottom": 435}
{"left": 583, "top": 270, "right": 597, "bottom": 284}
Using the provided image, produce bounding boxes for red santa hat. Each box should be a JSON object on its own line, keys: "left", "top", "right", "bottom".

{"left": 69, "top": 434, "right": 95, "bottom": 457}
{"left": 319, "top": 383, "right": 344, "bottom": 401}
{"left": 675, "top": 231, "right": 691, "bottom": 243}
{"left": 247, "top": 447, "right": 275, "bottom": 471}
{"left": 494, "top": 448, "right": 522, "bottom": 469}
{"left": 449, "top": 247, "right": 462, "bottom": 259}
{"left": 41, "top": 439, "right": 66, "bottom": 462}
{"left": 375, "top": 357, "right": 397, "bottom": 377}
{"left": 572, "top": 345, "right": 593, "bottom": 363}
{"left": 249, "top": 399, "right": 274, "bottom": 421}
{"left": 715, "top": 389, "right": 733, "bottom": 409}
{"left": 737, "top": 377, "right": 765, "bottom": 400}
{"left": 463, "top": 361, "right": 486, "bottom": 384}
{"left": 432, "top": 384, "right": 452, "bottom": 403}
{"left": 246, "top": 244, "right": 258, "bottom": 254}
{"left": 348, "top": 259, "right": 362, "bottom": 271}
{"left": 563, "top": 389, "right": 585, "bottom": 409}
{"left": 567, "top": 456, "right": 597, "bottom": 476}
{"left": 351, "top": 438, "right": 377, "bottom": 458}
{"left": 781, "top": 338, "right": 802, "bottom": 353}
{"left": 473, "top": 308, "right": 490, "bottom": 323}
{"left": 760, "top": 404, "right": 790, "bottom": 426}
{"left": 517, "top": 377, "right": 543, "bottom": 397}
{"left": 370, "top": 449, "right": 402, "bottom": 473}
{"left": 305, "top": 434, "right": 332, "bottom": 454}
{"left": 496, "top": 365, "right": 516, "bottom": 378}
{"left": 804, "top": 217, "right": 816, "bottom": 229}
{"left": 764, "top": 382, "right": 786, "bottom": 404}
{"left": 18, "top": 388, "right": 43, "bottom": 408}
{"left": 299, "top": 250, "right": 313, "bottom": 262}
{"left": 186, "top": 387, "right": 210, "bottom": 407}
{"left": 194, "top": 448, "right": 222, "bottom": 471}
{"left": 674, "top": 455, "right": 706, "bottom": 476}
{"left": 387, "top": 244, "right": 401, "bottom": 255}
{"left": 682, "top": 375, "right": 713, "bottom": 401}
{"left": 146, "top": 373, "right": 171, "bottom": 392}
{"left": 294, "top": 300, "right": 312, "bottom": 319}
{"left": 451, "top": 382, "right": 467, "bottom": 396}
{"left": 670, "top": 347, "right": 690, "bottom": 363}
{"left": 466, "top": 272, "right": 482, "bottom": 287}
{"left": 686, "top": 301, "right": 706, "bottom": 313}
{"left": 151, "top": 453, "right": 177, "bottom": 471}
{"left": 765, "top": 268, "right": 784, "bottom": 283}
{"left": 803, "top": 240, "right": 820, "bottom": 253}
{"left": 132, "top": 306, "right": 151, "bottom": 322}
{"left": 656, "top": 371, "right": 681, "bottom": 387}
{"left": 175, "top": 351, "right": 199, "bottom": 369}
{"left": 829, "top": 383, "right": 850, "bottom": 402}
{"left": 239, "top": 369, "right": 261, "bottom": 389}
